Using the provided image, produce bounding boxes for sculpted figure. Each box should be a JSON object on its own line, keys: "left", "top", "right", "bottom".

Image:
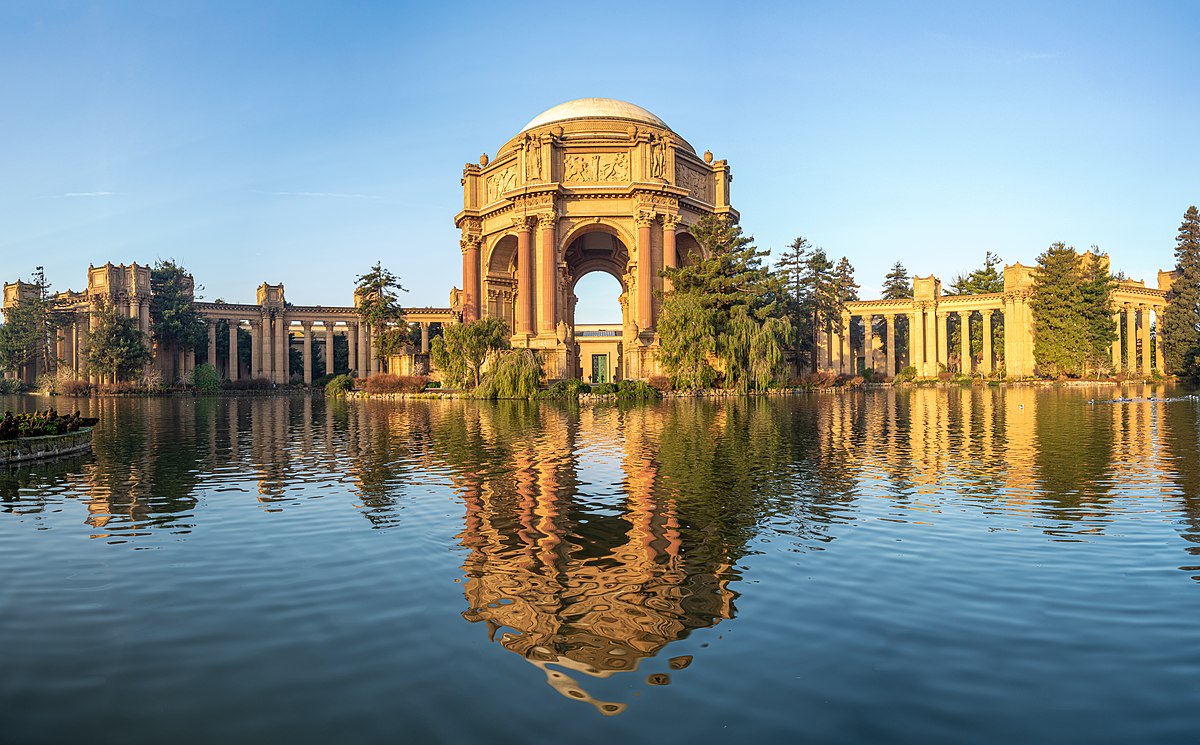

{"left": 651, "top": 136, "right": 666, "bottom": 179}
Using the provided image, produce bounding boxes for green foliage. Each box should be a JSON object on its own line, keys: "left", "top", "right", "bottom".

{"left": 538, "top": 379, "right": 591, "bottom": 399}
{"left": 475, "top": 349, "right": 542, "bottom": 399}
{"left": 0, "top": 267, "right": 65, "bottom": 376}
{"left": 881, "top": 262, "right": 913, "bottom": 300}
{"left": 899, "top": 365, "right": 917, "bottom": 381}
{"left": 1162, "top": 206, "right": 1200, "bottom": 377}
{"left": 325, "top": 373, "right": 355, "bottom": 396}
{"left": 85, "top": 301, "right": 152, "bottom": 382}
{"left": 151, "top": 260, "right": 207, "bottom": 354}
{"left": 949, "top": 251, "right": 1005, "bottom": 295}
{"left": 364, "top": 374, "right": 428, "bottom": 394}
{"left": 191, "top": 362, "right": 221, "bottom": 393}
{"left": 660, "top": 216, "right": 789, "bottom": 390}
{"left": 592, "top": 382, "right": 618, "bottom": 395}
{"left": 614, "top": 379, "right": 661, "bottom": 401}
{"left": 430, "top": 318, "right": 509, "bottom": 389}
{"left": 0, "top": 409, "right": 97, "bottom": 441}
{"left": 0, "top": 378, "right": 25, "bottom": 394}
{"left": 720, "top": 307, "right": 791, "bottom": 393}
{"left": 1030, "top": 244, "right": 1115, "bottom": 377}
{"left": 355, "top": 262, "right": 408, "bottom": 363}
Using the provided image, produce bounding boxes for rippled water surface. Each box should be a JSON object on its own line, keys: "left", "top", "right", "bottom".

{"left": 2, "top": 385, "right": 1199, "bottom": 743}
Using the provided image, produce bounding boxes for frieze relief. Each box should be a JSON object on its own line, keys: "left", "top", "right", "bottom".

{"left": 564, "top": 152, "right": 630, "bottom": 184}
{"left": 485, "top": 164, "right": 518, "bottom": 202}
{"left": 678, "top": 166, "right": 711, "bottom": 201}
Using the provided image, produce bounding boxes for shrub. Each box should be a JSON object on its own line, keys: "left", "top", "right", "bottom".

{"left": 311, "top": 373, "right": 336, "bottom": 389}
{"left": 325, "top": 374, "right": 355, "bottom": 396}
{"left": 475, "top": 350, "right": 542, "bottom": 399}
{"left": 192, "top": 363, "right": 221, "bottom": 394}
{"left": 539, "top": 379, "right": 591, "bottom": 399}
{"left": 647, "top": 375, "right": 673, "bottom": 393}
{"left": 796, "top": 371, "right": 839, "bottom": 389}
{"left": 363, "top": 374, "right": 428, "bottom": 394}
{"left": 59, "top": 379, "right": 92, "bottom": 397}
{"left": 593, "top": 382, "right": 617, "bottom": 395}
{"left": 425, "top": 380, "right": 441, "bottom": 389}
{"left": 899, "top": 365, "right": 918, "bottom": 381}
{"left": 0, "top": 378, "right": 24, "bottom": 394}
{"left": 614, "top": 379, "right": 661, "bottom": 401}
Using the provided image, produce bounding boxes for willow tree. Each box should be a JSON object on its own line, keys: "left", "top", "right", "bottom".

{"left": 430, "top": 317, "right": 508, "bottom": 389}
{"left": 1161, "top": 206, "right": 1200, "bottom": 378}
{"left": 355, "top": 262, "right": 408, "bottom": 367}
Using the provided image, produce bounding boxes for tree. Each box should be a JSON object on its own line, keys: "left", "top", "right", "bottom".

{"left": 800, "top": 248, "right": 839, "bottom": 372}
{"left": 355, "top": 262, "right": 408, "bottom": 367}
{"left": 0, "top": 267, "right": 65, "bottom": 378}
{"left": 86, "top": 300, "right": 151, "bottom": 382}
{"left": 430, "top": 318, "right": 509, "bottom": 389}
{"left": 881, "top": 262, "right": 912, "bottom": 300}
{"left": 659, "top": 216, "right": 790, "bottom": 390}
{"left": 949, "top": 251, "right": 1004, "bottom": 295}
{"left": 774, "top": 237, "right": 813, "bottom": 371}
{"left": 151, "top": 260, "right": 207, "bottom": 379}
{"left": 1030, "top": 243, "right": 1113, "bottom": 377}
{"left": 1161, "top": 206, "right": 1200, "bottom": 377}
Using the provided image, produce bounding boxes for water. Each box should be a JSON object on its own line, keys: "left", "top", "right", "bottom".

{"left": 2, "top": 385, "right": 1198, "bottom": 743}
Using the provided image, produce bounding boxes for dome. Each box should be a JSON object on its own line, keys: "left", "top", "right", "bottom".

{"left": 520, "top": 98, "right": 670, "bottom": 132}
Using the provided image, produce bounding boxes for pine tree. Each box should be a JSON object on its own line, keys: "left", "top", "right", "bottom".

{"left": 1079, "top": 250, "right": 1117, "bottom": 375}
{"left": 355, "top": 262, "right": 409, "bottom": 366}
{"left": 1030, "top": 243, "right": 1088, "bottom": 376}
{"left": 881, "top": 262, "right": 912, "bottom": 300}
{"left": 774, "top": 237, "right": 812, "bottom": 371}
{"left": 1161, "top": 206, "right": 1200, "bottom": 377}
{"left": 800, "top": 248, "right": 838, "bottom": 371}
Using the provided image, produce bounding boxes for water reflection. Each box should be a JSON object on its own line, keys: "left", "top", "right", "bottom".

{"left": 2, "top": 383, "right": 1199, "bottom": 714}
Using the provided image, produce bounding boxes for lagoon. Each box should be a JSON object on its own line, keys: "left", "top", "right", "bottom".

{"left": 2, "top": 386, "right": 1198, "bottom": 743}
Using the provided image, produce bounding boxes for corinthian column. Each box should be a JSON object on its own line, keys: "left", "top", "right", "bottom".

{"left": 958, "top": 311, "right": 971, "bottom": 374}
{"left": 885, "top": 314, "right": 896, "bottom": 377}
{"left": 516, "top": 217, "right": 534, "bottom": 336}
{"left": 206, "top": 320, "right": 217, "bottom": 370}
{"left": 1139, "top": 304, "right": 1151, "bottom": 375}
{"left": 636, "top": 210, "right": 655, "bottom": 333}
{"left": 981, "top": 311, "right": 993, "bottom": 375}
{"left": 1111, "top": 311, "right": 1122, "bottom": 372}
{"left": 1124, "top": 304, "right": 1136, "bottom": 372}
{"left": 301, "top": 321, "right": 313, "bottom": 385}
{"left": 662, "top": 214, "right": 679, "bottom": 294}
{"left": 461, "top": 237, "right": 481, "bottom": 324}
{"left": 275, "top": 314, "right": 288, "bottom": 383}
{"left": 228, "top": 320, "right": 239, "bottom": 381}
{"left": 325, "top": 322, "right": 335, "bottom": 376}
{"left": 538, "top": 212, "right": 557, "bottom": 335}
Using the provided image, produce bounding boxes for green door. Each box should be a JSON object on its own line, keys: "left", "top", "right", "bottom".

{"left": 591, "top": 354, "right": 608, "bottom": 384}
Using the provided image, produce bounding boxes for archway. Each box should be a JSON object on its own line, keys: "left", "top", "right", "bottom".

{"left": 563, "top": 227, "right": 631, "bottom": 381}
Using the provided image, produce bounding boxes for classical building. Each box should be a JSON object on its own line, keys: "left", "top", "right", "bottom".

{"left": 454, "top": 98, "right": 735, "bottom": 380}
{"left": 2, "top": 262, "right": 456, "bottom": 385}
{"left": 819, "top": 258, "right": 1174, "bottom": 378}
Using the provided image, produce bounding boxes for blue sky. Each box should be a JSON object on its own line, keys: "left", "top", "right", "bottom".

{"left": 2, "top": 1, "right": 1196, "bottom": 323}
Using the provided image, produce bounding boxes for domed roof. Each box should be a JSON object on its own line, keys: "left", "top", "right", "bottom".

{"left": 520, "top": 98, "right": 670, "bottom": 132}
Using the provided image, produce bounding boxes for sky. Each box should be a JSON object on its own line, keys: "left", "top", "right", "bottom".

{"left": 2, "top": 0, "right": 1197, "bottom": 324}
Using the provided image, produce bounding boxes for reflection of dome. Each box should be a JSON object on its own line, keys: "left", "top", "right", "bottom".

{"left": 520, "top": 98, "right": 670, "bottom": 132}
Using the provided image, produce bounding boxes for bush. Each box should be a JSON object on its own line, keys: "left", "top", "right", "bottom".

{"left": 796, "top": 371, "right": 839, "bottom": 388}
{"left": 311, "top": 373, "right": 336, "bottom": 389}
{"left": 593, "top": 382, "right": 618, "bottom": 395}
{"left": 0, "top": 378, "right": 24, "bottom": 394}
{"left": 363, "top": 374, "right": 428, "bottom": 394}
{"left": 192, "top": 363, "right": 221, "bottom": 394}
{"left": 425, "top": 381, "right": 441, "bottom": 389}
{"left": 224, "top": 377, "right": 273, "bottom": 391}
{"left": 325, "top": 374, "right": 355, "bottom": 396}
{"left": 614, "top": 379, "right": 661, "bottom": 401}
{"left": 538, "top": 379, "right": 591, "bottom": 399}
{"left": 647, "top": 375, "right": 673, "bottom": 393}
{"left": 899, "top": 365, "right": 918, "bottom": 381}
{"left": 59, "top": 379, "right": 92, "bottom": 397}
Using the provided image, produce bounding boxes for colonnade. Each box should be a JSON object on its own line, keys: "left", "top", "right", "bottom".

{"left": 199, "top": 312, "right": 377, "bottom": 385}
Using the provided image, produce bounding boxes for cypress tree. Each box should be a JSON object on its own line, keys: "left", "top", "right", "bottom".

{"left": 1030, "top": 243, "right": 1088, "bottom": 376}
{"left": 1161, "top": 206, "right": 1200, "bottom": 377}
{"left": 1079, "top": 250, "right": 1117, "bottom": 375}
{"left": 881, "top": 262, "right": 912, "bottom": 300}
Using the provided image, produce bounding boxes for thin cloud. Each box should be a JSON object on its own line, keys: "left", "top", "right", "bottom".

{"left": 54, "top": 191, "right": 118, "bottom": 198}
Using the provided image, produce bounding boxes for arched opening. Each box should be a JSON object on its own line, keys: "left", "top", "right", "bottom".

{"left": 563, "top": 227, "right": 631, "bottom": 382}
{"left": 484, "top": 234, "right": 519, "bottom": 331}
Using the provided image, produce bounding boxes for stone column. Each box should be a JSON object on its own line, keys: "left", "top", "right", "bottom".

{"left": 1154, "top": 308, "right": 1165, "bottom": 372}
{"left": 140, "top": 299, "right": 150, "bottom": 339}
{"left": 356, "top": 323, "right": 367, "bottom": 376}
{"left": 841, "top": 312, "right": 852, "bottom": 374}
{"left": 538, "top": 213, "right": 557, "bottom": 336}
{"left": 55, "top": 328, "right": 66, "bottom": 373}
{"left": 910, "top": 310, "right": 922, "bottom": 376}
{"left": 958, "top": 311, "right": 971, "bottom": 374}
{"left": 863, "top": 315, "right": 874, "bottom": 373}
{"left": 301, "top": 321, "right": 313, "bottom": 385}
{"left": 662, "top": 214, "right": 678, "bottom": 294}
{"left": 935, "top": 312, "right": 948, "bottom": 374}
{"left": 922, "top": 308, "right": 936, "bottom": 376}
{"left": 516, "top": 218, "right": 534, "bottom": 336}
{"left": 348, "top": 323, "right": 358, "bottom": 376}
{"left": 251, "top": 319, "right": 262, "bottom": 379}
{"left": 1003, "top": 296, "right": 1016, "bottom": 377}
{"left": 461, "top": 237, "right": 481, "bottom": 324}
{"left": 207, "top": 320, "right": 217, "bottom": 370}
{"left": 829, "top": 318, "right": 842, "bottom": 373}
{"left": 275, "top": 315, "right": 288, "bottom": 383}
{"left": 228, "top": 320, "right": 239, "bottom": 381}
{"left": 420, "top": 323, "right": 430, "bottom": 354}
{"left": 636, "top": 211, "right": 654, "bottom": 333}
{"left": 885, "top": 314, "right": 896, "bottom": 377}
{"left": 1111, "top": 311, "right": 1123, "bottom": 372}
{"left": 1139, "top": 305, "right": 1151, "bottom": 375}
{"left": 816, "top": 322, "right": 828, "bottom": 372}
{"left": 325, "top": 322, "right": 335, "bottom": 376}
{"left": 981, "top": 311, "right": 993, "bottom": 375}
{"left": 1124, "top": 304, "right": 1136, "bottom": 372}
